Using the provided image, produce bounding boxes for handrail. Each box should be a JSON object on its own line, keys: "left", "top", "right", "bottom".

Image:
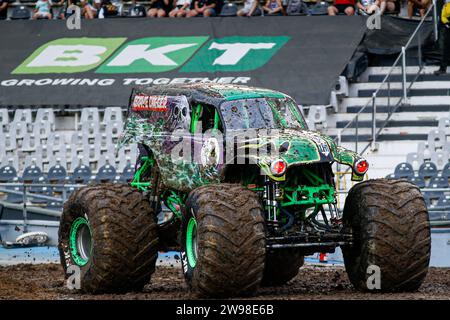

{"left": 335, "top": 3, "right": 438, "bottom": 155}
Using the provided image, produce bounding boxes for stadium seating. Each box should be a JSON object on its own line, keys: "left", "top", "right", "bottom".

{"left": 386, "top": 116, "right": 450, "bottom": 216}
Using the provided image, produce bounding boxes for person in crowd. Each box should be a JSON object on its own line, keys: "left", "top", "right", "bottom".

{"left": 187, "top": 0, "right": 217, "bottom": 17}
{"left": 77, "top": 0, "right": 101, "bottom": 19}
{"left": 169, "top": 0, "right": 191, "bottom": 17}
{"left": 148, "top": 0, "right": 172, "bottom": 17}
{"left": 407, "top": 0, "right": 431, "bottom": 18}
{"left": 357, "top": 0, "right": 381, "bottom": 14}
{"left": 380, "top": 0, "right": 399, "bottom": 14}
{"left": 237, "top": 0, "right": 262, "bottom": 16}
{"left": 262, "top": 0, "right": 283, "bottom": 15}
{"left": 434, "top": 0, "right": 450, "bottom": 75}
{"left": 0, "top": 0, "right": 9, "bottom": 20}
{"left": 328, "top": 0, "right": 356, "bottom": 15}
{"left": 32, "top": 0, "right": 53, "bottom": 19}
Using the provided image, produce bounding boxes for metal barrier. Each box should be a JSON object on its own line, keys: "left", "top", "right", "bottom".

{"left": 0, "top": 183, "right": 84, "bottom": 233}
{"left": 336, "top": 2, "right": 439, "bottom": 154}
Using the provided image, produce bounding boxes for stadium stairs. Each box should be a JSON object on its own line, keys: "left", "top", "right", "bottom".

{"left": 326, "top": 65, "right": 450, "bottom": 179}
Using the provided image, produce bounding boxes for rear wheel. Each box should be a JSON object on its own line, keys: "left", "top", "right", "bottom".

{"left": 181, "top": 184, "right": 266, "bottom": 298}
{"left": 261, "top": 249, "right": 304, "bottom": 286}
{"left": 342, "top": 179, "right": 431, "bottom": 292}
{"left": 58, "top": 183, "right": 159, "bottom": 293}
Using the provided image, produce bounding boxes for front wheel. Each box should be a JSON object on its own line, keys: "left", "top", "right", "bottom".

{"left": 342, "top": 179, "right": 431, "bottom": 292}
{"left": 181, "top": 184, "right": 266, "bottom": 298}
{"left": 58, "top": 183, "right": 159, "bottom": 293}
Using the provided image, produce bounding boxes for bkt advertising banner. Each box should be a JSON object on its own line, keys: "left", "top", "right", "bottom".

{"left": 0, "top": 16, "right": 366, "bottom": 107}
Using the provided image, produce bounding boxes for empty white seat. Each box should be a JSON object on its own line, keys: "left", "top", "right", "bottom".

{"left": 81, "top": 121, "right": 100, "bottom": 139}
{"left": 105, "top": 121, "right": 123, "bottom": 140}
{"left": 438, "top": 117, "right": 450, "bottom": 135}
{"left": 48, "top": 132, "right": 66, "bottom": 152}
{"left": 406, "top": 152, "right": 424, "bottom": 170}
{"left": 70, "top": 155, "right": 89, "bottom": 172}
{"left": 428, "top": 129, "right": 447, "bottom": 151}
{"left": 117, "top": 144, "right": 137, "bottom": 172}
{"left": 78, "top": 108, "right": 100, "bottom": 130}
{"left": 1, "top": 131, "right": 17, "bottom": 153}
{"left": 1, "top": 154, "right": 19, "bottom": 170}
{"left": 103, "top": 107, "right": 123, "bottom": 126}
{"left": 24, "top": 155, "right": 43, "bottom": 170}
{"left": 0, "top": 109, "right": 9, "bottom": 132}
{"left": 430, "top": 150, "right": 449, "bottom": 170}
{"left": 36, "top": 108, "right": 55, "bottom": 129}
{"left": 22, "top": 133, "right": 38, "bottom": 152}
{"left": 98, "top": 151, "right": 116, "bottom": 169}
{"left": 71, "top": 132, "right": 89, "bottom": 150}
{"left": 13, "top": 109, "right": 32, "bottom": 124}
{"left": 307, "top": 106, "right": 327, "bottom": 129}
{"left": 10, "top": 122, "right": 28, "bottom": 140}
{"left": 33, "top": 120, "right": 52, "bottom": 139}
{"left": 49, "top": 155, "right": 68, "bottom": 169}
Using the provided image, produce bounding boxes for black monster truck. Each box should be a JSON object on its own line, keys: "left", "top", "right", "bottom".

{"left": 59, "top": 84, "right": 431, "bottom": 297}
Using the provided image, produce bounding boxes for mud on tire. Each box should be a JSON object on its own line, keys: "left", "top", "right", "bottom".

{"left": 181, "top": 184, "right": 266, "bottom": 298}
{"left": 58, "top": 183, "right": 159, "bottom": 293}
{"left": 342, "top": 179, "right": 431, "bottom": 292}
{"left": 262, "top": 249, "right": 304, "bottom": 286}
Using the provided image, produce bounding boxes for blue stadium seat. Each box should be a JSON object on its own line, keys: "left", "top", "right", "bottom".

{"left": 408, "top": 176, "right": 426, "bottom": 188}
{"left": 10, "top": 6, "right": 31, "bottom": 20}
{"left": 0, "top": 165, "right": 23, "bottom": 204}
{"left": 423, "top": 191, "right": 444, "bottom": 207}
{"left": 0, "top": 165, "right": 18, "bottom": 183}
{"left": 95, "top": 164, "right": 117, "bottom": 183}
{"left": 437, "top": 194, "right": 450, "bottom": 209}
{"left": 393, "top": 162, "right": 414, "bottom": 179}
{"left": 429, "top": 176, "right": 449, "bottom": 188}
{"left": 119, "top": 164, "right": 135, "bottom": 183}
{"left": 418, "top": 162, "right": 438, "bottom": 180}
{"left": 128, "top": 4, "right": 147, "bottom": 17}
{"left": 22, "top": 165, "right": 50, "bottom": 204}
{"left": 48, "top": 164, "right": 68, "bottom": 193}
{"left": 442, "top": 162, "right": 450, "bottom": 178}
{"left": 70, "top": 165, "right": 92, "bottom": 184}
{"left": 219, "top": 3, "right": 238, "bottom": 16}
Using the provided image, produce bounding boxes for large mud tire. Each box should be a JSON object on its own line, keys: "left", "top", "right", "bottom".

{"left": 342, "top": 179, "right": 431, "bottom": 292}
{"left": 181, "top": 184, "right": 266, "bottom": 298}
{"left": 58, "top": 183, "right": 159, "bottom": 293}
{"left": 261, "top": 249, "right": 304, "bottom": 286}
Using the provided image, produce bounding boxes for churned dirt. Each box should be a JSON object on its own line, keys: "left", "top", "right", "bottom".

{"left": 0, "top": 264, "right": 449, "bottom": 300}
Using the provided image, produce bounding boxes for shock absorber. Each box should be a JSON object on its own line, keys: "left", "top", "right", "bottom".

{"left": 263, "top": 177, "right": 281, "bottom": 222}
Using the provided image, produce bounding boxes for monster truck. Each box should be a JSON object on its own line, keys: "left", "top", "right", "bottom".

{"left": 59, "top": 84, "right": 431, "bottom": 297}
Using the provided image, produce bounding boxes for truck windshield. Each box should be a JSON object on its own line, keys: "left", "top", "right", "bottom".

{"left": 219, "top": 98, "right": 306, "bottom": 130}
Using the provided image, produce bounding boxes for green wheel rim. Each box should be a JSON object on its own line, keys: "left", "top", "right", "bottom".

{"left": 69, "top": 217, "right": 92, "bottom": 266}
{"left": 186, "top": 217, "right": 198, "bottom": 269}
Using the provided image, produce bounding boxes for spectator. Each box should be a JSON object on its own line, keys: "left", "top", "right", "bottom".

{"left": 169, "top": 0, "right": 191, "bottom": 17}
{"left": 380, "top": 0, "right": 399, "bottom": 14}
{"left": 328, "top": 0, "right": 356, "bottom": 15}
{"left": 237, "top": 0, "right": 261, "bottom": 16}
{"left": 147, "top": 0, "right": 172, "bottom": 17}
{"left": 187, "top": 0, "right": 217, "bottom": 17}
{"left": 32, "top": 0, "right": 53, "bottom": 19}
{"left": 0, "top": 0, "right": 9, "bottom": 20}
{"left": 434, "top": 0, "right": 450, "bottom": 75}
{"left": 263, "top": 0, "right": 283, "bottom": 15}
{"left": 407, "top": 0, "right": 431, "bottom": 18}
{"left": 80, "top": 0, "right": 101, "bottom": 19}
{"left": 357, "top": 0, "right": 381, "bottom": 14}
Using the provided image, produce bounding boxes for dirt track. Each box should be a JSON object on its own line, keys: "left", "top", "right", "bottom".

{"left": 0, "top": 264, "right": 449, "bottom": 300}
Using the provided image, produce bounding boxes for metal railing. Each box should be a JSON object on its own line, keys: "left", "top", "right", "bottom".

{"left": 0, "top": 183, "right": 84, "bottom": 233}
{"left": 336, "top": 2, "right": 439, "bottom": 155}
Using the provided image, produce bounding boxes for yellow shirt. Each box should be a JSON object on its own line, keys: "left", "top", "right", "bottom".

{"left": 442, "top": 2, "right": 450, "bottom": 25}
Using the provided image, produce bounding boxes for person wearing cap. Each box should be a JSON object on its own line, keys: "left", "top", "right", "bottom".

{"left": 435, "top": 0, "right": 450, "bottom": 75}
